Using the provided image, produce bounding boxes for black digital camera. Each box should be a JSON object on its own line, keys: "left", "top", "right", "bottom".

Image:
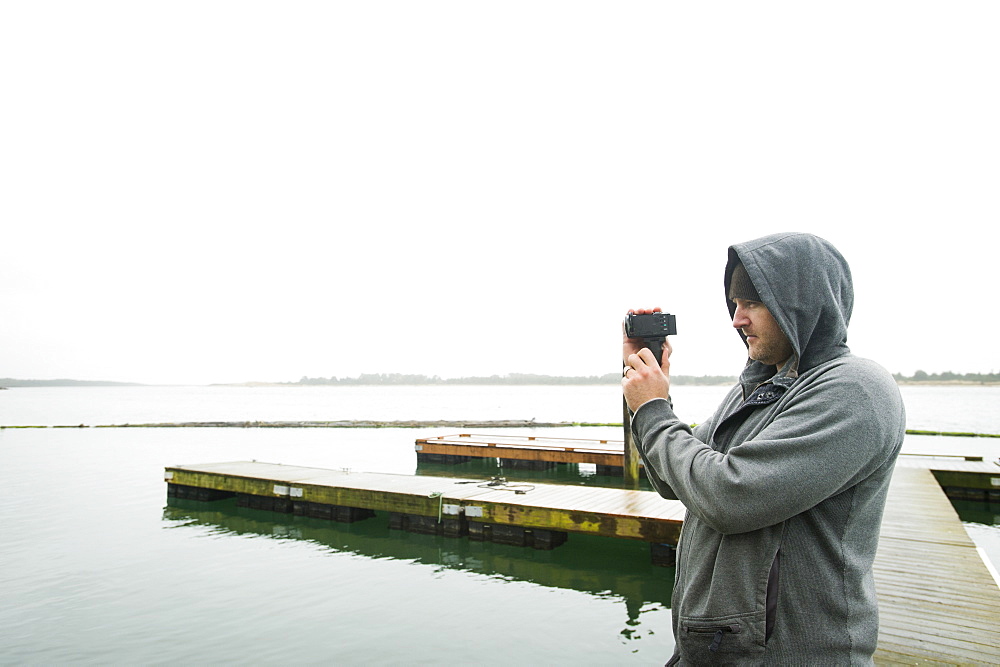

{"left": 624, "top": 312, "right": 677, "bottom": 365}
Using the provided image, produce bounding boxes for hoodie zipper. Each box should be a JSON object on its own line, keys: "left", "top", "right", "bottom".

{"left": 684, "top": 623, "right": 741, "bottom": 652}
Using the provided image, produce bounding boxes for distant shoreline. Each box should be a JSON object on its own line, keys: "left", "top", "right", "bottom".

{"left": 895, "top": 381, "right": 1000, "bottom": 386}
{"left": 2, "top": 421, "right": 997, "bottom": 438}
{"left": 224, "top": 381, "right": 1000, "bottom": 388}
{"left": 2, "top": 377, "right": 998, "bottom": 388}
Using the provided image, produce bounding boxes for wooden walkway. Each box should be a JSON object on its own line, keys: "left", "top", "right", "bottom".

{"left": 164, "top": 459, "right": 1000, "bottom": 664}
{"left": 895, "top": 453, "right": 1000, "bottom": 503}
{"left": 415, "top": 433, "right": 634, "bottom": 471}
{"left": 164, "top": 461, "right": 686, "bottom": 545}
{"left": 894, "top": 452, "right": 999, "bottom": 474}
{"left": 874, "top": 466, "right": 1000, "bottom": 664}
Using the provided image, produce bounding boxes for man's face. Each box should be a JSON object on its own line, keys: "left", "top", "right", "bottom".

{"left": 732, "top": 298, "right": 794, "bottom": 366}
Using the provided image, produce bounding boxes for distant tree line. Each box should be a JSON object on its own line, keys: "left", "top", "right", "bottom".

{"left": 892, "top": 370, "right": 1000, "bottom": 384}
{"left": 6, "top": 371, "right": 996, "bottom": 389}
{"left": 295, "top": 373, "right": 738, "bottom": 386}
{"left": 298, "top": 371, "right": 1000, "bottom": 386}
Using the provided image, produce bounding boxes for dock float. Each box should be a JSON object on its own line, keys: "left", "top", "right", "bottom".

{"left": 416, "top": 433, "right": 637, "bottom": 475}
{"left": 164, "top": 461, "right": 685, "bottom": 561}
{"left": 894, "top": 453, "right": 1000, "bottom": 502}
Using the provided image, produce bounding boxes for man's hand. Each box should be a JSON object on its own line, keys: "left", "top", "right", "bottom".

{"left": 622, "top": 308, "right": 672, "bottom": 412}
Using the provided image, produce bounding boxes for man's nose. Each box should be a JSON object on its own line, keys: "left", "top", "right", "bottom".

{"left": 732, "top": 306, "right": 749, "bottom": 328}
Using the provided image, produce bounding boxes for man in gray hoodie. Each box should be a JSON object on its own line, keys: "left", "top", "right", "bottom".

{"left": 622, "top": 232, "right": 905, "bottom": 665}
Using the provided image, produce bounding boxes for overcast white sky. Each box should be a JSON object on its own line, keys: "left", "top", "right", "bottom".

{"left": 2, "top": 1, "right": 998, "bottom": 385}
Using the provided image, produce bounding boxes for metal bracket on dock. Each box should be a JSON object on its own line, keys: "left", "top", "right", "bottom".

{"left": 439, "top": 504, "right": 485, "bottom": 518}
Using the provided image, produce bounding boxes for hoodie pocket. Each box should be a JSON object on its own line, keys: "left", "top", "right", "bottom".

{"left": 677, "top": 611, "right": 766, "bottom": 663}
{"left": 766, "top": 549, "right": 780, "bottom": 642}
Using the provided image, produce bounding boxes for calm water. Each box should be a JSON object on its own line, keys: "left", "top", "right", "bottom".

{"left": 1, "top": 384, "right": 998, "bottom": 665}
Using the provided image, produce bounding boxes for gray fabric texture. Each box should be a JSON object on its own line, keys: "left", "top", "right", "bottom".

{"left": 633, "top": 232, "right": 905, "bottom": 665}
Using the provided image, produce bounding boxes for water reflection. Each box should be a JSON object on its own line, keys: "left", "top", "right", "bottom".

{"left": 164, "top": 496, "right": 673, "bottom": 636}
{"left": 951, "top": 499, "right": 1000, "bottom": 527}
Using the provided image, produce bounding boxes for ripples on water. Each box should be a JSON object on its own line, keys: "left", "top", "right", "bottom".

{"left": 0, "top": 385, "right": 997, "bottom": 664}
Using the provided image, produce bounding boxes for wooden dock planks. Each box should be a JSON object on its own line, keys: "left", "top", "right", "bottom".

{"left": 873, "top": 466, "right": 1000, "bottom": 665}
{"left": 165, "top": 461, "right": 685, "bottom": 544}
{"left": 415, "top": 433, "right": 633, "bottom": 468}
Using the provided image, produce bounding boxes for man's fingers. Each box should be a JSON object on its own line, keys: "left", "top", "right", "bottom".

{"left": 636, "top": 347, "right": 659, "bottom": 367}
{"left": 626, "top": 353, "right": 643, "bottom": 371}
{"left": 627, "top": 348, "right": 659, "bottom": 373}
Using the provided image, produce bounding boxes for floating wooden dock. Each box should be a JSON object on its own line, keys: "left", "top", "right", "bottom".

{"left": 165, "top": 461, "right": 685, "bottom": 558}
{"left": 164, "top": 449, "right": 1000, "bottom": 664}
{"left": 415, "top": 433, "right": 637, "bottom": 475}
{"left": 894, "top": 453, "right": 1000, "bottom": 502}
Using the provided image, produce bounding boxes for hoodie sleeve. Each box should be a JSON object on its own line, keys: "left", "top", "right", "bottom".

{"left": 631, "top": 397, "right": 718, "bottom": 501}
{"left": 632, "top": 358, "right": 905, "bottom": 534}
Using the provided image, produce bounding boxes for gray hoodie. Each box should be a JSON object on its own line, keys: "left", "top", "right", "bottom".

{"left": 632, "top": 232, "right": 905, "bottom": 665}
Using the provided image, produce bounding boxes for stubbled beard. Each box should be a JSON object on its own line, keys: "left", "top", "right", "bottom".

{"left": 748, "top": 336, "right": 792, "bottom": 366}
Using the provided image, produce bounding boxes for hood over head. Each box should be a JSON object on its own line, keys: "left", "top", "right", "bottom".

{"left": 725, "top": 233, "right": 853, "bottom": 380}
